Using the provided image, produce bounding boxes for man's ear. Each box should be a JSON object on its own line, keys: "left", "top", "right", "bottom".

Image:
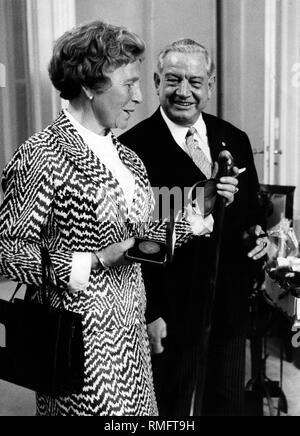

{"left": 207, "top": 75, "right": 216, "bottom": 100}
{"left": 154, "top": 72, "right": 161, "bottom": 95}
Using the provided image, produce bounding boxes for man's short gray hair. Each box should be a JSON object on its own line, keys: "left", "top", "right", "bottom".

{"left": 157, "top": 39, "right": 215, "bottom": 77}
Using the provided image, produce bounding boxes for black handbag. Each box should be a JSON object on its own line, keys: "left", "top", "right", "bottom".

{"left": 0, "top": 237, "right": 84, "bottom": 397}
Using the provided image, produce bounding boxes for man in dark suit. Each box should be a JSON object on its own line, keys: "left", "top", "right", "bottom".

{"left": 119, "top": 39, "right": 267, "bottom": 416}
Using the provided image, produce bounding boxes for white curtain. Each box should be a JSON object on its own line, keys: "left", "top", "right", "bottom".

{"left": 26, "top": 0, "right": 76, "bottom": 132}
{"left": 279, "top": 0, "right": 300, "bottom": 238}
{"left": 0, "top": 0, "right": 75, "bottom": 203}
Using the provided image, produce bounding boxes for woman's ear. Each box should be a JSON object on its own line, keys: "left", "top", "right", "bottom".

{"left": 81, "top": 86, "right": 94, "bottom": 101}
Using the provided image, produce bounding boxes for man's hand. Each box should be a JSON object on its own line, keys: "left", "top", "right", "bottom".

{"left": 212, "top": 162, "right": 239, "bottom": 206}
{"left": 147, "top": 317, "right": 167, "bottom": 354}
{"left": 245, "top": 225, "right": 269, "bottom": 260}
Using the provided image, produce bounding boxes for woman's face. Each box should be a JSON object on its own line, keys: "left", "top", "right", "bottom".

{"left": 91, "top": 60, "right": 143, "bottom": 130}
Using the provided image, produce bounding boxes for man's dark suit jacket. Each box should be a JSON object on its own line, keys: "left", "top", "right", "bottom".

{"left": 119, "top": 108, "right": 262, "bottom": 343}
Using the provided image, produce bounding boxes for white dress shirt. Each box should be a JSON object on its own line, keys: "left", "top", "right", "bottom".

{"left": 160, "top": 107, "right": 212, "bottom": 162}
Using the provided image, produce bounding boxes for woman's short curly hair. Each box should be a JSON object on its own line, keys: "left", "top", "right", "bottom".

{"left": 48, "top": 20, "right": 145, "bottom": 100}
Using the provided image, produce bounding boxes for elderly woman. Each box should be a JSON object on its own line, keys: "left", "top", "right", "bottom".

{"left": 0, "top": 21, "right": 237, "bottom": 416}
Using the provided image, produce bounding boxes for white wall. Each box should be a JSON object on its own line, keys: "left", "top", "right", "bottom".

{"left": 75, "top": 0, "right": 217, "bottom": 132}
{"left": 221, "top": 0, "right": 266, "bottom": 181}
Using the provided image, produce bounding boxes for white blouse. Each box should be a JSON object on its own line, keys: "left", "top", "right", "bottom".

{"left": 64, "top": 109, "right": 136, "bottom": 211}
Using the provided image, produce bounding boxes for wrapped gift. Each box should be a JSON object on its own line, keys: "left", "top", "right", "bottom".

{"left": 265, "top": 218, "right": 300, "bottom": 325}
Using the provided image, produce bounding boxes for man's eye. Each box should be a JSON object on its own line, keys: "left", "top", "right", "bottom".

{"left": 191, "top": 82, "right": 202, "bottom": 88}
{"left": 166, "top": 79, "right": 179, "bottom": 85}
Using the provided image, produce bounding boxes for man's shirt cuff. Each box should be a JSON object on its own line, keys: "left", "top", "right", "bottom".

{"left": 186, "top": 204, "right": 214, "bottom": 236}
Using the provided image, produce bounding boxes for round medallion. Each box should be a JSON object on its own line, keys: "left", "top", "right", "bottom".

{"left": 138, "top": 241, "right": 161, "bottom": 254}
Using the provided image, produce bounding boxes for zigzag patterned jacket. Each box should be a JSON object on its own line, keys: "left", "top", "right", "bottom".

{"left": 0, "top": 111, "right": 199, "bottom": 415}
{"left": 0, "top": 111, "right": 194, "bottom": 333}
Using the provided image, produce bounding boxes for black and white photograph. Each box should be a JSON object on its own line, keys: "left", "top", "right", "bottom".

{"left": 0, "top": 0, "right": 300, "bottom": 418}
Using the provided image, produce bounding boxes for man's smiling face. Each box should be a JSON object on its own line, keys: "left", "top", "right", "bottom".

{"left": 155, "top": 51, "right": 215, "bottom": 127}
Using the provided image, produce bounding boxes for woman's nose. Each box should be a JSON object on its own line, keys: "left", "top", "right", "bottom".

{"left": 132, "top": 83, "right": 143, "bottom": 104}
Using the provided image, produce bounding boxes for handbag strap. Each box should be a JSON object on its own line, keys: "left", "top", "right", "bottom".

{"left": 9, "top": 283, "right": 23, "bottom": 303}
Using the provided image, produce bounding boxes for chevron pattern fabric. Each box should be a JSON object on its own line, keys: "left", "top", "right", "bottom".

{"left": 0, "top": 111, "right": 193, "bottom": 416}
{"left": 185, "top": 127, "right": 212, "bottom": 179}
{"left": 36, "top": 323, "right": 156, "bottom": 416}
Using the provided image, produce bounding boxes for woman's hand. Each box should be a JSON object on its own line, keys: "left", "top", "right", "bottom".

{"left": 92, "top": 238, "right": 135, "bottom": 270}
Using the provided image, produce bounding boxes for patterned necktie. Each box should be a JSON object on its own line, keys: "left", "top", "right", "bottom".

{"left": 185, "top": 126, "right": 212, "bottom": 179}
